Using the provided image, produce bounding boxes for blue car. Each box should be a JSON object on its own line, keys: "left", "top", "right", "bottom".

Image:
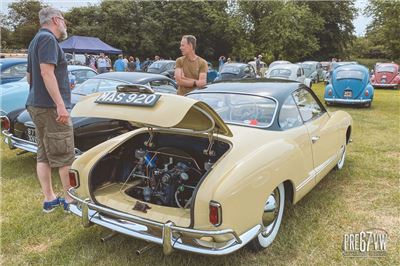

{"left": 0, "top": 58, "right": 28, "bottom": 84}
{"left": 324, "top": 64, "right": 374, "bottom": 107}
{"left": 0, "top": 65, "right": 97, "bottom": 115}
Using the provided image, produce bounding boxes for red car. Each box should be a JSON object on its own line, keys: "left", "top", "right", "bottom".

{"left": 370, "top": 63, "right": 400, "bottom": 89}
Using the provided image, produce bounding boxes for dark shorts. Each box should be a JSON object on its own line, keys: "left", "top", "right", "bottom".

{"left": 27, "top": 106, "right": 75, "bottom": 168}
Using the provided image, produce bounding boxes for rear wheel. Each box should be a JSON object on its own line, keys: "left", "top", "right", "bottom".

{"left": 249, "top": 183, "right": 285, "bottom": 251}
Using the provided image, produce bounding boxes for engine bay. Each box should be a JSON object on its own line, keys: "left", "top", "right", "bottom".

{"left": 89, "top": 131, "right": 230, "bottom": 209}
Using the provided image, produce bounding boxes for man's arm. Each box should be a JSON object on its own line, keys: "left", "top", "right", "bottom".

{"left": 175, "top": 68, "right": 208, "bottom": 88}
{"left": 40, "top": 63, "right": 69, "bottom": 124}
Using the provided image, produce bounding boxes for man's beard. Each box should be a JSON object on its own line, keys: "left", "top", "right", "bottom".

{"left": 58, "top": 25, "right": 68, "bottom": 40}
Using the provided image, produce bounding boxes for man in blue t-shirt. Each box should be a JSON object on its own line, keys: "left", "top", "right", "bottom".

{"left": 113, "top": 54, "right": 126, "bottom": 72}
{"left": 26, "top": 7, "right": 75, "bottom": 213}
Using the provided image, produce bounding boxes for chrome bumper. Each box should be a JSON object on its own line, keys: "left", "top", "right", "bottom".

{"left": 2, "top": 129, "right": 37, "bottom": 152}
{"left": 324, "top": 98, "right": 371, "bottom": 104}
{"left": 372, "top": 83, "right": 399, "bottom": 88}
{"left": 67, "top": 188, "right": 261, "bottom": 256}
{"left": 2, "top": 130, "right": 82, "bottom": 156}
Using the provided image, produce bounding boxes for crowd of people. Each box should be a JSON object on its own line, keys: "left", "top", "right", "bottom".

{"left": 79, "top": 53, "right": 164, "bottom": 73}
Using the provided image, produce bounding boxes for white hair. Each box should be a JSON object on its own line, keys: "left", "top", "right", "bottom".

{"left": 39, "top": 7, "right": 63, "bottom": 25}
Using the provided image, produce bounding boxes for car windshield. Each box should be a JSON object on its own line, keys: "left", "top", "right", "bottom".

{"left": 301, "top": 65, "right": 313, "bottom": 76}
{"left": 376, "top": 65, "right": 396, "bottom": 73}
{"left": 269, "top": 69, "right": 291, "bottom": 78}
{"left": 187, "top": 92, "right": 276, "bottom": 128}
{"left": 221, "top": 65, "right": 240, "bottom": 74}
{"left": 336, "top": 70, "right": 364, "bottom": 80}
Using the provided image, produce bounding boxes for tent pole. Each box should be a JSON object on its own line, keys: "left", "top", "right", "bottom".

{"left": 73, "top": 52, "right": 75, "bottom": 63}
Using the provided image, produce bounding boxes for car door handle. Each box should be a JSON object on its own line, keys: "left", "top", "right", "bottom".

{"left": 311, "top": 136, "right": 320, "bottom": 143}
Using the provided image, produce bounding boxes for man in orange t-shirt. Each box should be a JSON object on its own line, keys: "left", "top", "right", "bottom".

{"left": 174, "top": 35, "right": 208, "bottom": 96}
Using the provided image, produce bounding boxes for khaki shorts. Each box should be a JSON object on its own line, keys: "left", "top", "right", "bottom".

{"left": 27, "top": 106, "right": 75, "bottom": 168}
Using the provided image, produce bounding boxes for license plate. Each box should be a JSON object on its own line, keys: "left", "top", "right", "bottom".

{"left": 381, "top": 79, "right": 386, "bottom": 84}
{"left": 26, "top": 127, "right": 37, "bottom": 143}
{"left": 95, "top": 91, "right": 161, "bottom": 107}
{"left": 344, "top": 91, "right": 352, "bottom": 97}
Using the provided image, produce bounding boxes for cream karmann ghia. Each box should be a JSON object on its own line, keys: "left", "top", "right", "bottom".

{"left": 67, "top": 79, "right": 352, "bottom": 255}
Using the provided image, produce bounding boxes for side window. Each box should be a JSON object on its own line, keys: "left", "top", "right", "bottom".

{"left": 74, "top": 79, "right": 100, "bottom": 94}
{"left": 279, "top": 95, "right": 303, "bottom": 130}
{"left": 293, "top": 88, "right": 323, "bottom": 122}
{"left": 71, "top": 70, "right": 97, "bottom": 84}
{"left": 297, "top": 68, "right": 301, "bottom": 77}
{"left": 1, "top": 63, "right": 27, "bottom": 78}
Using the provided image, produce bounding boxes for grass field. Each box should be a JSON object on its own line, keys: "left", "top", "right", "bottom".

{"left": 1, "top": 83, "right": 399, "bottom": 265}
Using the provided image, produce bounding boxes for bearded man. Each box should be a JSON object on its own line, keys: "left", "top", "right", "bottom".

{"left": 26, "top": 7, "right": 75, "bottom": 213}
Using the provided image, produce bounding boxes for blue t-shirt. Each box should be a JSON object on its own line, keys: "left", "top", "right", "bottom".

{"left": 114, "top": 59, "right": 125, "bottom": 72}
{"left": 26, "top": 28, "right": 70, "bottom": 108}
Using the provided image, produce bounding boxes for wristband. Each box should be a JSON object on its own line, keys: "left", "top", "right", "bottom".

{"left": 193, "top": 80, "right": 197, "bottom": 87}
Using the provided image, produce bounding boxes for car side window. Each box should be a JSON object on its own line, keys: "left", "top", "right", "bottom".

{"left": 73, "top": 79, "right": 100, "bottom": 94}
{"left": 71, "top": 70, "right": 97, "bottom": 84}
{"left": 148, "top": 80, "right": 177, "bottom": 93}
{"left": 1, "top": 63, "right": 27, "bottom": 78}
{"left": 293, "top": 88, "right": 324, "bottom": 122}
{"left": 279, "top": 95, "right": 303, "bottom": 130}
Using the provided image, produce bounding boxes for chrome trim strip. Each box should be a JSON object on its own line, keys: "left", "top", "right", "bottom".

{"left": 67, "top": 188, "right": 259, "bottom": 255}
{"left": 296, "top": 148, "right": 343, "bottom": 192}
{"left": 371, "top": 83, "right": 398, "bottom": 87}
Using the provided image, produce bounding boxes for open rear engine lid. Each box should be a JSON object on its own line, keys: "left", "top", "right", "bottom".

{"left": 71, "top": 85, "right": 232, "bottom": 137}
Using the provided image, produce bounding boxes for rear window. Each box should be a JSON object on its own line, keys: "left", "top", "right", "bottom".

{"left": 269, "top": 69, "right": 291, "bottom": 78}
{"left": 149, "top": 62, "right": 163, "bottom": 69}
{"left": 187, "top": 92, "right": 277, "bottom": 128}
{"left": 336, "top": 70, "right": 364, "bottom": 80}
{"left": 221, "top": 65, "right": 240, "bottom": 74}
{"left": 376, "top": 65, "right": 396, "bottom": 73}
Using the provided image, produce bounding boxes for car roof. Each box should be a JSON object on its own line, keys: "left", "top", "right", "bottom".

{"left": 88, "top": 71, "right": 173, "bottom": 83}
{"left": 222, "top": 62, "right": 248, "bottom": 68}
{"left": 269, "top": 63, "right": 299, "bottom": 71}
{"left": 192, "top": 78, "right": 301, "bottom": 103}
{"left": 150, "top": 60, "right": 175, "bottom": 65}
{"left": 334, "top": 64, "right": 368, "bottom": 73}
{"left": 0, "top": 58, "right": 27, "bottom": 63}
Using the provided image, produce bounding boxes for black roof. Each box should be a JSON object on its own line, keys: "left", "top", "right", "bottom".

{"left": 91, "top": 71, "right": 173, "bottom": 84}
{"left": 190, "top": 78, "right": 303, "bottom": 103}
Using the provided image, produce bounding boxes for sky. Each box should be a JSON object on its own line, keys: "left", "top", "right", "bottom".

{"left": 1, "top": 0, "right": 372, "bottom": 37}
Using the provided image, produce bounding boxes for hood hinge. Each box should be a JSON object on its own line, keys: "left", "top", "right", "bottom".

{"left": 203, "top": 131, "right": 216, "bottom": 156}
{"left": 144, "top": 127, "right": 155, "bottom": 148}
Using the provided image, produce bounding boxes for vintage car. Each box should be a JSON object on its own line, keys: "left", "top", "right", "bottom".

{"left": 370, "top": 62, "right": 399, "bottom": 89}
{"left": 0, "top": 65, "right": 97, "bottom": 116}
{"left": 1, "top": 72, "right": 177, "bottom": 155}
{"left": 324, "top": 64, "right": 374, "bottom": 107}
{"left": 298, "top": 61, "right": 325, "bottom": 83}
{"left": 269, "top": 60, "right": 291, "bottom": 69}
{"left": 214, "top": 63, "right": 256, "bottom": 81}
{"left": 66, "top": 79, "right": 352, "bottom": 255}
{"left": 0, "top": 58, "right": 28, "bottom": 84}
{"left": 265, "top": 64, "right": 312, "bottom": 88}
{"left": 147, "top": 60, "right": 176, "bottom": 78}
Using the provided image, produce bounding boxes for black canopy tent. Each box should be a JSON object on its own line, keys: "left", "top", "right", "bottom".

{"left": 59, "top": 35, "right": 122, "bottom": 55}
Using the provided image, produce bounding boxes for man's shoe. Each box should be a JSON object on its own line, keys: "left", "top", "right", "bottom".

{"left": 43, "top": 197, "right": 63, "bottom": 213}
{"left": 63, "top": 199, "right": 76, "bottom": 213}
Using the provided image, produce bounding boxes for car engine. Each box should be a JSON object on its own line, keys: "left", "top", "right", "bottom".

{"left": 124, "top": 148, "right": 211, "bottom": 209}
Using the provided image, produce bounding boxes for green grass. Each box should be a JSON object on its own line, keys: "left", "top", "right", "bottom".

{"left": 1, "top": 84, "right": 399, "bottom": 265}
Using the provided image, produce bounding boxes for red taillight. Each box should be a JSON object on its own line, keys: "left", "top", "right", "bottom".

{"left": 365, "top": 90, "right": 369, "bottom": 96}
{"left": 328, "top": 89, "right": 332, "bottom": 96}
{"left": 69, "top": 170, "right": 79, "bottom": 187}
{"left": 209, "top": 201, "right": 222, "bottom": 226}
{"left": 0, "top": 116, "right": 10, "bottom": 131}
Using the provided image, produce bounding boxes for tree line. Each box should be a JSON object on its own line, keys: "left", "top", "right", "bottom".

{"left": 1, "top": 0, "right": 398, "bottom": 62}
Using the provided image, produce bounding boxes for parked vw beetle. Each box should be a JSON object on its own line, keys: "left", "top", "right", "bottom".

{"left": 324, "top": 64, "right": 374, "bottom": 107}
{"left": 0, "top": 58, "right": 28, "bottom": 84}
{"left": 266, "top": 63, "right": 312, "bottom": 88}
{"left": 298, "top": 61, "right": 324, "bottom": 83}
{"left": 66, "top": 79, "right": 352, "bottom": 255}
{"left": 370, "top": 62, "right": 399, "bottom": 89}
{"left": 214, "top": 63, "right": 256, "bottom": 81}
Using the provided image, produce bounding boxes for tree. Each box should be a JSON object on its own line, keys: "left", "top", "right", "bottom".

{"left": 303, "top": 1, "right": 357, "bottom": 60}
{"left": 365, "top": 0, "right": 400, "bottom": 60}
{"left": 4, "top": 0, "right": 46, "bottom": 48}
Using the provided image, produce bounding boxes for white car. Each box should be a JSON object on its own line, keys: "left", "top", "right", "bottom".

{"left": 266, "top": 63, "right": 312, "bottom": 88}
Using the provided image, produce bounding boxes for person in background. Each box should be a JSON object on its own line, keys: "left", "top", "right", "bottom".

{"left": 113, "top": 54, "right": 126, "bottom": 72}
{"left": 26, "top": 6, "right": 75, "bottom": 212}
{"left": 154, "top": 55, "right": 160, "bottom": 61}
{"left": 105, "top": 55, "right": 112, "bottom": 71}
{"left": 218, "top": 55, "right": 225, "bottom": 71}
{"left": 174, "top": 35, "right": 208, "bottom": 96}
{"left": 123, "top": 56, "right": 129, "bottom": 70}
{"left": 135, "top": 57, "right": 141, "bottom": 71}
{"left": 97, "top": 53, "right": 107, "bottom": 73}
{"left": 127, "top": 56, "right": 136, "bottom": 72}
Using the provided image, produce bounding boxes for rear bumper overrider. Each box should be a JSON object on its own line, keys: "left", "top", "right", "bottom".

{"left": 67, "top": 188, "right": 261, "bottom": 256}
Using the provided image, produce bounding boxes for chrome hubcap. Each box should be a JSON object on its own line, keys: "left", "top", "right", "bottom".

{"left": 261, "top": 188, "right": 280, "bottom": 237}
